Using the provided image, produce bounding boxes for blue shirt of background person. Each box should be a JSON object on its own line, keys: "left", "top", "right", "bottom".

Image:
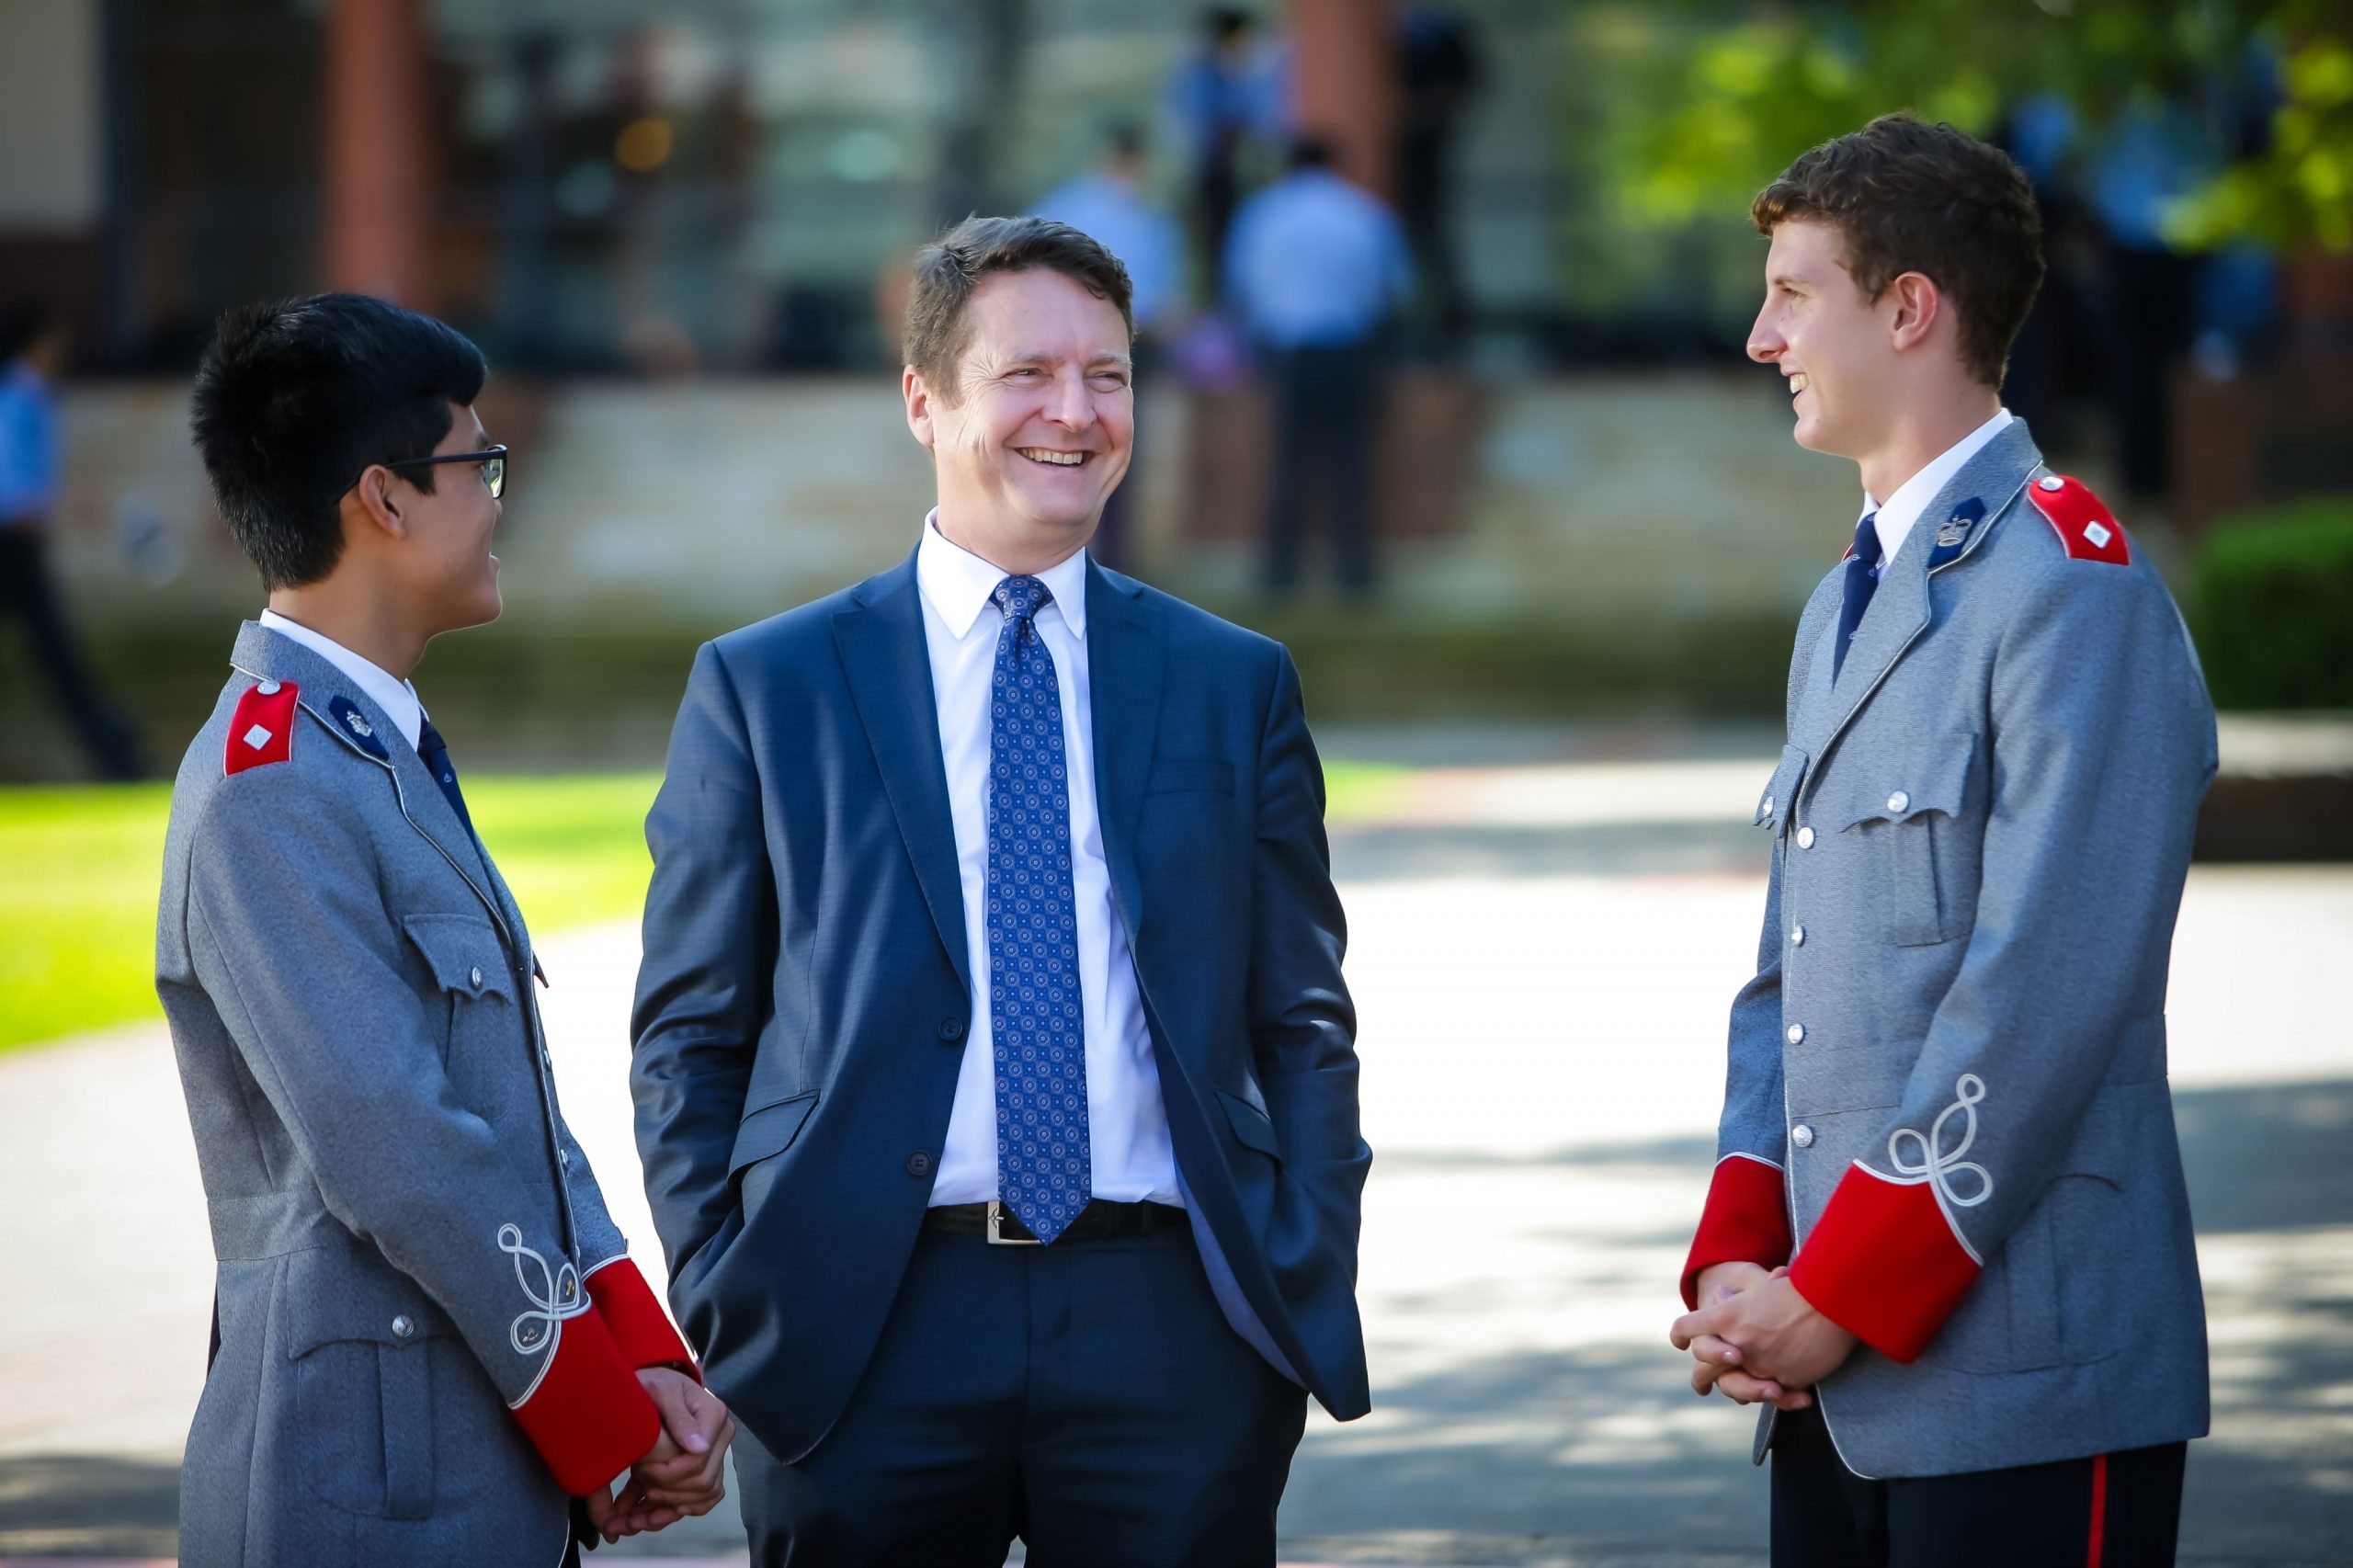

{"left": 1222, "top": 156, "right": 1413, "bottom": 350}
{"left": 0, "top": 357, "right": 61, "bottom": 528}
{"left": 1033, "top": 131, "right": 1185, "bottom": 333}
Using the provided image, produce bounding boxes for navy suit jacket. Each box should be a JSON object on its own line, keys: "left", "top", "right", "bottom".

{"left": 630, "top": 550, "right": 1370, "bottom": 1463}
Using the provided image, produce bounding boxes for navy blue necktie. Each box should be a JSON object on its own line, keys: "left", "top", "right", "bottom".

{"left": 986, "top": 575, "right": 1091, "bottom": 1244}
{"left": 1833, "top": 512, "right": 1882, "bottom": 682}
{"left": 415, "top": 718, "right": 476, "bottom": 840}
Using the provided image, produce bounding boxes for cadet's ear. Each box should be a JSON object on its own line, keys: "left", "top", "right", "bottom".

{"left": 341, "top": 464, "right": 412, "bottom": 543}
{"left": 1887, "top": 270, "right": 1944, "bottom": 356}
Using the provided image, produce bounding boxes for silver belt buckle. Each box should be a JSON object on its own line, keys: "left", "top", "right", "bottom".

{"left": 986, "top": 1200, "right": 1041, "bottom": 1246}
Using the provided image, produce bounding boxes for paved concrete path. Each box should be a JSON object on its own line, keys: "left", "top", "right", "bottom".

{"left": 5, "top": 737, "right": 2350, "bottom": 1563}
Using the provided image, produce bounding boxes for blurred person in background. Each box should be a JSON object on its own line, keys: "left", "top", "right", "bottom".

{"left": 1672, "top": 116, "right": 2212, "bottom": 1567}
{"left": 163, "top": 293, "right": 732, "bottom": 1562}
{"left": 632, "top": 215, "right": 1368, "bottom": 1566}
{"left": 0, "top": 301, "right": 145, "bottom": 780}
{"left": 1224, "top": 138, "right": 1412, "bottom": 599}
{"left": 1394, "top": 3, "right": 1483, "bottom": 350}
{"left": 1168, "top": 6, "right": 1289, "bottom": 295}
{"left": 1033, "top": 123, "right": 1184, "bottom": 571}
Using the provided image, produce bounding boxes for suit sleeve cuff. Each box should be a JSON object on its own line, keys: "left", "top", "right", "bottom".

{"left": 585, "top": 1256, "right": 700, "bottom": 1380}
{"left": 1680, "top": 1153, "right": 1793, "bottom": 1309}
{"left": 1788, "top": 1162, "right": 1981, "bottom": 1364}
{"left": 508, "top": 1301, "right": 662, "bottom": 1495}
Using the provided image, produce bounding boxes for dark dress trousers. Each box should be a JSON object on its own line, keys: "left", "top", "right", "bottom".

{"left": 631, "top": 551, "right": 1370, "bottom": 1563}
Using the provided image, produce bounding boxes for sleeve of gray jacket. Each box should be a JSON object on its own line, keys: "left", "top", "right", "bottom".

{"left": 631, "top": 642, "right": 771, "bottom": 1321}
{"left": 185, "top": 767, "right": 661, "bottom": 1494}
{"left": 1788, "top": 554, "right": 2218, "bottom": 1363}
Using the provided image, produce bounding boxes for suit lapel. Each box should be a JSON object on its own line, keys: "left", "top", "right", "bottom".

{"left": 1086, "top": 562, "right": 1164, "bottom": 942}
{"left": 834, "top": 555, "right": 972, "bottom": 996}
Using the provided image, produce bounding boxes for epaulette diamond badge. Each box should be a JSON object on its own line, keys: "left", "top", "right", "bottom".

{"left": 225, "top": 679, "right": 298, "bottom": 776}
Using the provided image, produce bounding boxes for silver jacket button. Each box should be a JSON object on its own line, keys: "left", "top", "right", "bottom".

{"left": 1791, "top": 1124, "right": 1815, "bottom": 1149}
{"left": 1796, "top": 826, "right": 1816, "bottom": 849}
{"left": 1887, "top": 790, "right": 1910, "bottom": 813}
{"left": 1790, "top": 925, "right": 1806, "bottom": 947}
{"left": 558, "top": 1148, "right": 572, "bottom": 1170}
{"left": 1761, "top": 795, "right": 1774, "bottom": 816}
{"left": 391, "top": 1314, "right": 415, "bottom": 1339}
{"left": 468, "top": 965, "right": 483, "bottom": 989}
{"left": 1786, "top": 1023, "right": 1805, "bottom": 1045}
{"left": 2039, "top": 475, "right": 2064, "bottom": 491}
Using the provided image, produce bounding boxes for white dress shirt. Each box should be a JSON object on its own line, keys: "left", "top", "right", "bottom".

{"left": 1862, "top": 408, "right": 2014, "bottom": 569}
{"left": 256, "top": 608, "right": 426, "bottom": 751}
{"left": 915, "top": 513, "right": 1183, "bottom": 1209}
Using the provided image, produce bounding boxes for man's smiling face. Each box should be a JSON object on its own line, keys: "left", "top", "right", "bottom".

{"left": 909, "top": 267, "right": 1134, "bottom": 563}
{"left": 1746, "top": 218, "right": 1894, "bottom": 463}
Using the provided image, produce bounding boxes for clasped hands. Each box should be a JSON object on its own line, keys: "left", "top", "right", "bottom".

{"left": 583, "top": 1367, "right": 738, "bottom": 1543}
{"left": 1670, "top": 1261, "right": 1858, "bottom": 1410}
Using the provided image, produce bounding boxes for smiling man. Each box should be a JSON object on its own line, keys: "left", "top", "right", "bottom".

{"left": 631, "top": 216, "right": 1370, "bottom": 1565}
{"left": 1665, "top": 118, "right": 2216, "bottom": 1566}
{"left": 159, "top": 295, "right": 733, "bottom": 1562}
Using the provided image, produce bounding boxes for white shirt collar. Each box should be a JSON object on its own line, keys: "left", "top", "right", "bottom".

{"left": 1862, "top": 407, "right": 2014, "bottom": 568}
{"left": 915, "top": 509, "right": 1090, "bottom": 642}
{"left": 256, "top": 608, "right": 426, "bottom": 751}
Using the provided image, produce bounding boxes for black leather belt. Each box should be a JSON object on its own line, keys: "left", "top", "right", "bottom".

{"left": 924, "top": 1199, "right": 1187, "bottom": 1246}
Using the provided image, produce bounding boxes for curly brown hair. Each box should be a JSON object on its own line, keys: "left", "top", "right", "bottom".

{"left": 903, "top": 215, "right": 1133, "bottom": 403}
{"left": 1752, "top": 114, "right": 2044, "bottom": 389}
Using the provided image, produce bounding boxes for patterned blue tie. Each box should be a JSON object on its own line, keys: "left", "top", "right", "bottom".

{"left": 1833, "top": 511, "right": 1882, "bottom": 682}
{"left": 987, "top": 575, "right": 1091, "bottom": 1244}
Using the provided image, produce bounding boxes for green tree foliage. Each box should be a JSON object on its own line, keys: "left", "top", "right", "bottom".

{"left": 1601, "top": 0, "right": 2353, "bottom": 251}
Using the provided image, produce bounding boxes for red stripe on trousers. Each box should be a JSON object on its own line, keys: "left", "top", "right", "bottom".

{"left": 2086, "top": 1452, "right": 2109, "bottom": 1567}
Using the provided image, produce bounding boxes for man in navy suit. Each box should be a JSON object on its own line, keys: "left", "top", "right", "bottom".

{"left": 631, "top": 215, "right": 1370, "bottom": 1566}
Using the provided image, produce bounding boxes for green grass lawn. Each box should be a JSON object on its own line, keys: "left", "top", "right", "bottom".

{"left": 0, "top": 761, "right": 1404, "bottom": 1052}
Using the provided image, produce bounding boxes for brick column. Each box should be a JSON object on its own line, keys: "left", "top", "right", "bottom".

{"left": 324, "top": 0, "right": 431, "bottom": 306}
{"left": 1287, "top": 0, "right": 1397, "bottom": 199}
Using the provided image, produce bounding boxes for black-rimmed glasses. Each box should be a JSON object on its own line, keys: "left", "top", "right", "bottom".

{"left": 371, "top": 444, "right": 507, "bottom": 499}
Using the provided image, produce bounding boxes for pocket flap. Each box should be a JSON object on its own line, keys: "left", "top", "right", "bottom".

{"left": 1755, "top": 744, "right": 1811, "bottom": 832}
{"left": 729, "top": 1091, "right": 819, "bottom": 1180}
{"left": 1217, "top": 1088, "right": 1281, "bottom": 1161}
{"left": 1147, "top": 759, "right": 1233, "bottom": 795}
{"left": 1824, "top": 736, "right": 1976, "bottom": 833}
{"left": 402, "top": 913, "right": 515, "bottom": 1001}
{"left": 282, "top": 1246, "right": 453, "bottom": 1357}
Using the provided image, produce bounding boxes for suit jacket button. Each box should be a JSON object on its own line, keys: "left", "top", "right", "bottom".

{"left": 469, "top": 965, "right": 483, "bottom": 988}
{"left": 1887, "top": 790, "right": 1910, "bottom": 813}
{"left": 1786, "top": 1023, "right": 1805, "bottom": 1045}
{"left": 938, "top": 1017, "right": 965, "bottom": 1041}
{"left": 905, "top": 1151, "right": 934, "bottom": 1177}
{"left": 558, "top": 1148, "right": 572, "bottom": 1170}
{"left": 1791, "top": 1124, "right": 1815, "bottom": 1149}
{"left": 1790, "top": 925, "right": 1806, "bottom": 947}
{"left": 391, "top": 1314, "right": 415, "bottom": 1339}
{"left": 1796, "top": 826, "right": 1816, "bottom": 849}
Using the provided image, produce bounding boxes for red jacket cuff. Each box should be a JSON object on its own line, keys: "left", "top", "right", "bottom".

{"left": 1789, "top": 1163, "right": 1981, "bottom": 1364}
{"left": 508, "top": 1302, "right": 662, "bottom": 1495}
{"left": 585, "top": 1256, "right": 699, "bottom": 1380}
{"left": 1681, "top": 1154, "right": 1793, "bottom": 1309}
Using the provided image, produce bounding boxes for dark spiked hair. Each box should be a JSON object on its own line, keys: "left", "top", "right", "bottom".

{"left": 903, "top": 215, "right": 1132, "bottom": 404}
{"left": 190, "top": 293, "right": 487, "bottom": 588}
{"left": 1752, "top": 113, "right": 2044, "bottom": 388}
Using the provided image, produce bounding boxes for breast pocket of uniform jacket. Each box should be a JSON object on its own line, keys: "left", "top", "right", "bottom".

{"left": 1755, "top": 744, "right": 1811, "bottom": 838}
{"left": 1827, "top": 737, "right": 1976, "bottom": 947}
{"left": 402, "top": 913, "right": 517, "bottom": 1077}
{"left": 280, "top": 1250, "right": 450, "bottom": 1519}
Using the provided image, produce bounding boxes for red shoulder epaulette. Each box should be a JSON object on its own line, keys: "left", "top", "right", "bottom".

{"left": 225, "top": 680, "right": 299, "bottom": 776}
{"left": 2026, "top": 474, "right": 2131, "bottom": 565}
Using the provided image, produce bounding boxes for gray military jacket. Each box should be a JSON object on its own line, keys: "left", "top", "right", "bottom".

{"left": 1687, "top": 420, "right": 2217, "bottom": 1479}
{"left": 157, "top": 622, "right": 678, "bottom": 1564}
